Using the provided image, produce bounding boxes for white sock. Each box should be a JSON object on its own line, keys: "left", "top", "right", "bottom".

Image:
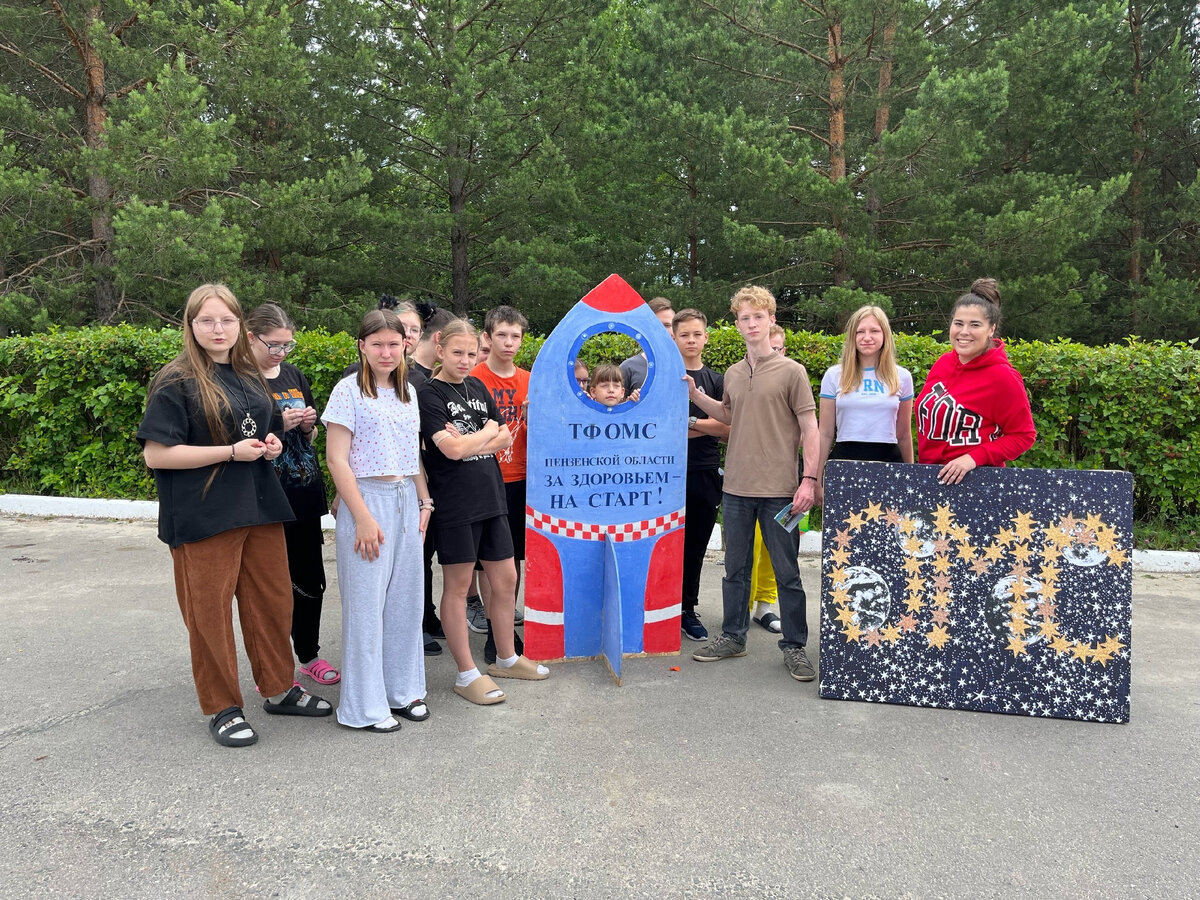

{"left": 374, "top": 715, "right": 400, "bottom": 730}
{"left": 497, "top": 654, "right": 548, "bottom": 675}
{"left": 456, "top": 668, "right": 481, "bottom": 687}
{"left": 754, "top": 601, "right": 776, "bottom": 620}
{"left": 215, "top": 714, "right": 253, "bottom": 740}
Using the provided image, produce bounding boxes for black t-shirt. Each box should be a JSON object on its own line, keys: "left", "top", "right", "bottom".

{"left": 418, "top": 376, "right": 506, "bottom": 528}
{"left": 266, "top": 362, "right": 329, "bottom": 520}
{"left": 687, "top": 365, "right": 724, "bottom": 471}
{"left": 341, "top": 360, "right": 427, "bottom": 391}
{"left": 137, "top": 362, "right": 294, "bottom": 547}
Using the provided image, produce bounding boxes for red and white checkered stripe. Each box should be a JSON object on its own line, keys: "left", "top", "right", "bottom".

{"left": 526, "top": 505, "right": 685, "bottom": 542}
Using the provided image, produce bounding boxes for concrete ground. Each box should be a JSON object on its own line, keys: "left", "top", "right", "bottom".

{"left": 2, "top": 515, "right": 1197, "bottom": 900}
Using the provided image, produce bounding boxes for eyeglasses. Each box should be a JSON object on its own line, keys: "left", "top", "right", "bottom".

{"left": 255, "top": 335, "right": 297, "bottom": 355}
{"left": 771, "top": 346, "right": 786, "bottom": 355}
{"left": 193, "top": 317, "right": 240, "bottom": 332}
{"left": 577, "top": 378, "right": 590, "bottom": 389}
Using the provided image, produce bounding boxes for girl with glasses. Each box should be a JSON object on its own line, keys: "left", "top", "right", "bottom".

{"left": 138, "top": 284, "right": 332, "bottom": 749}
{"left": 246, "top": 303, "right": 338, "bottom": 689}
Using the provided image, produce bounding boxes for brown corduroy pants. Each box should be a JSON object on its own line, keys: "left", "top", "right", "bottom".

{"left": 170, "top": 523, "right": 296, "bottom": 715}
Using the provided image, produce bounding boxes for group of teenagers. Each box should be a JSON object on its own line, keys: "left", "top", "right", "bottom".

{"left": 137, "top": 277, "right": 1034, "bottom": 748}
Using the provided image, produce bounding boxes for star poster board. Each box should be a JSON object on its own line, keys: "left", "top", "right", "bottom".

{"left": 523, "top": 274, "right": 688, "bottom": 683}
{"left": 818, "top": 460, "right": 1132, "bottom": 723}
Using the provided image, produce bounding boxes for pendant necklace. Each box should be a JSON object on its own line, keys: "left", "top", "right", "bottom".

{"left": 230, "top": 371, "right": 258, "bottom": 438}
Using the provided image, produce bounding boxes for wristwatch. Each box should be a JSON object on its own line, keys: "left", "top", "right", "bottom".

{"left": 688, "top": 415, "right": 698, "bottom": 430}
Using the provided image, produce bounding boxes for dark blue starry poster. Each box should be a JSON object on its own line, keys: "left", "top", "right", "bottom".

{"left": 818, "top": 461, "right": 1132, "bottom": 723}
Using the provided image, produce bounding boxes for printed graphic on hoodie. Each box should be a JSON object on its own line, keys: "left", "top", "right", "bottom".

{"left": 916, "top": 381, "right": 998, "bottom": 448}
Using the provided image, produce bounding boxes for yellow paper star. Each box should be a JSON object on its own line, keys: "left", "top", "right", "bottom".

{"left": 1094, "top": 528, "right": 1118, "bottom": 553}
{"left": 865, "top": 500, "right": 883, "bottom": 521}
{"left": 950, "top": 524, "right": 971, "bottom": 543}
{"left": 932, "top": 504, "right": 954, "bottom": 533}
{"left": 903, "top": 536, "right": 923, "bottom": 556}
{"left": 898, "top": 516, "right": 918, "bottom": 535}
{"left": 1098, "top": 635, "right": 1126, "bottom": 655}
{"left": 1037, "top": 562, "right": 1060, "bottom": 583}
{"left": 905, "top": 575, "right": 924, "bottom": 595}
{"left": 1040, "top": 582, "right": 1060, "bottom": 602}
{"left": 926, "top": 624, "right": 951, "bottom": 650}
{"left": 1005, "top": 635, "right": 1028, "bottom": 657}
{"left": 830, "top": 547, "right": 852, "bottom": 566}
{"left": 1009, "top": 579, "right": 1030, "bottom": 601}
{"left": 957, "top": 541, "right": 978, "bottom": 560}
{"left": 846, "top": 511, "right": 866, "bottom": 531}
{"left": 1049, "top": 635, "right": 1073, "bottom": 655}
{"left": 832, "top": 587, "right": 852, "bottom": 606}
{"left": 931, "top": 554, "right": 952, "bottom": 574}
{"left": 835, "top": 606, "right": 856, "bottom": 626}
{"left": 881, "top": 624, "right": 902, "bottom": 643}
{"left": 1107, "top": 547, "right": 1128, "bottom": 568}
{"left": 1090, "top": 644, "right": 1116, "bottom": 667}
{"left": 1008, "top": 614, "right": 1031, "bottom": 636}
{"left": 995, "top": 526, "right": 1018, "bottom": 547}
{"left": 932, "top": 590, "right": 953, "bottom": 609}
{"left": 984, "top": 543, "right": 1005, "bottom": 562}
{"left": 1011, "top": 511, "right": 1036, "bottom": 540}
{"left": 1010, "top": 543, "right": 1033, "bottom": 563}
{"left": 902, "top": 556, "right": 924, "bottom": 576}
{"left": 829, "top": 566, "right": 848, "bottom": 586}
{"left": 843, "top": 624, "right": 862, "bottom": 643}
{"left": 1083, "top": 512, "right": 1104, "bottom": 533}
{"left": 904, "top": 594, "right": 926, "bottom": 613}
{"left": 1038, "top": 620, "right": 1061, "bottom": 639}
{"left": 1070, "top": 643, "right": 1091, "bottom": 664}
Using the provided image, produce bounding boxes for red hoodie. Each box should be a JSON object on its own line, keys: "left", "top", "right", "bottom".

{"left": 915, "top": 339, "right": 1035, "bottom": 467}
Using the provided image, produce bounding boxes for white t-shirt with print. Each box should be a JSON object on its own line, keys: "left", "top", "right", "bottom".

{"left": 820, "top": 364, "right": 914, "bottom": 444}
{"left": 321, "top": 375, "right": 420, "bottom": 477}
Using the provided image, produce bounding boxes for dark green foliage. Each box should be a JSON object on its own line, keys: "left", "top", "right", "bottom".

{"left": 4, "top": 327, "right": 1197, "bottom": 524}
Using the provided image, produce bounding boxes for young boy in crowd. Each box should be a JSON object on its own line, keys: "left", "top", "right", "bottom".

{"left": 587, "top": 364, "right": 627, "bottom": 407}
{"left": 684, "top": 286, "right": 821, "bottom": 682}
{"left": 673, "top": 309, "right": 730, "bottom": 642}
{"left": 471, "top": 306, "right": 531, "bottom": 661}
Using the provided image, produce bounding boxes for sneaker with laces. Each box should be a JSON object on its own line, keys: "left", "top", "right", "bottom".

{"left": 783, "top": 646, "right": 816, "bottom": 681}
{"left": 692, "top": 634, "right": 746, "bottom": 662}
{"left": 466, "top": 595, "right": 488, "bottom": 634}
{"left": 680, "top": 611, "right": 708, "bottom": 642}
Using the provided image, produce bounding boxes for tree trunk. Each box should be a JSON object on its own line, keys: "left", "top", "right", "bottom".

{"left": 82, "top": 6, "right": 118, "bottom": 322}
{"left": 1128, "top": 0, "right": 1145, "bottom": 291}
{"left": 863, "top": 15, "right": 896, "bottom": 289}
{"left": 687, "top": 162, "right": 699, "bottom": 286}
{"left": 828, "top": 18, "right": 847, "bottom": 286}
{"left": 448, "top": 156, "right": 470, "bottom": 316}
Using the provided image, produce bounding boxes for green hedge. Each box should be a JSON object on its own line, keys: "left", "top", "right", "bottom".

{"left": 1, "top": 326, "right": 1196, "bottom": 519}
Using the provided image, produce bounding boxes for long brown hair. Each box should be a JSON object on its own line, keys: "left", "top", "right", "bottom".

{"left": 356, "top": 309, "right": 411, "bottom": 402}
{"left": 148, "top": 284, "right": 268, "bottom": 444}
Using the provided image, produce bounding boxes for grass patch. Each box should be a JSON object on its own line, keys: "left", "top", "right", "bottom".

{"left": 1133, "top": 515, "right": 1200, "bottom": 551}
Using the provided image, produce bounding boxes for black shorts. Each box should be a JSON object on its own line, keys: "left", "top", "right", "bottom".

{"left": 505, "top": 479, "right": 527, "bottom": 562}
{"left": 437, "top": 514, "right": 515, "bottom": 566}
{"left": 830, "top": 441, "right": 904, "bottom": 463}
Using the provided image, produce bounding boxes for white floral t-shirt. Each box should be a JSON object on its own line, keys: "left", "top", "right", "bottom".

{"left": 321, "top": 376, "right": 420, "bottom": 477}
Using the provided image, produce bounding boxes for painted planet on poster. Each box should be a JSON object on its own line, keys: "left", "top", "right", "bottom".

{"left": 986, "top": 575, "right": 1046, "bottom": 645}
{"left": 1061, "top": 541, "right": 1107, "bottom": 567}
{"left": 841, "top": 565, "right": 891, "bottom": 631}
{"left": 895, "top": 510, "right": 936, "bottom": 558}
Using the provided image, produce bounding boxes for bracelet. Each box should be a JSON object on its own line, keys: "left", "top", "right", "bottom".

{"left": 228, "top": 445, "right": 236, "bottom": 462}
{"left": 802, "top": 475, "right": 817, "bottom": 482}
{"left": 418, "top": 499, "right": 434, "bottom": 510}
{"left": 300, "top": 425, "right": 314, "bottom": 436}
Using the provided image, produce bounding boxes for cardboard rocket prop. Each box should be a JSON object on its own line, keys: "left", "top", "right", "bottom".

{"left": 523, "top": 275, "right": 688, "bottom": 683}
{"left": 818, "top": 460, "right": 1133, "bottom": 723}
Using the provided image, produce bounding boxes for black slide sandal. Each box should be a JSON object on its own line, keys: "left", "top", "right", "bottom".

{"left": 209, "top": 706, "right": 258, "bottom": 748}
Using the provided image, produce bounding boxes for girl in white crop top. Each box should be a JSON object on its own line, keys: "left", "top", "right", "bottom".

{"left": 323, "top": 310, "right": 434, "bottom": 732}
{"left": 817, "top": 306, "right": 914, "bottom": 497}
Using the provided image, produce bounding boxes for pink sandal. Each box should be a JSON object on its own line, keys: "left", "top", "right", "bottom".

{"left": 299, "top": 658, "right": 341, "bottom": 685}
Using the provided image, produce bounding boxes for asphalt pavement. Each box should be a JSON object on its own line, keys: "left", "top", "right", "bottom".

{"left": 2, "top": 515, "right": 1197, "bottom": 899}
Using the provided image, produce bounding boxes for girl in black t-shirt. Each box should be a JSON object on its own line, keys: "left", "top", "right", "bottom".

{"left": 419, "top": 319, "right": 549, "bottom": 704}
{"left": 138, "top": 284, "right": 332, "bottom": 749}
{"left": 246, "top": 303, "right": 336, "bottom": 688}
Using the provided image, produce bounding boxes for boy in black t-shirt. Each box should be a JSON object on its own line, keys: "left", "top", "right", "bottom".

{"left": 673, "top": 309, "right": 730, "bottom": 642}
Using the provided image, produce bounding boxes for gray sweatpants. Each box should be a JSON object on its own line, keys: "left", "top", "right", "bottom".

{"left": 335, "top": 478, "right": 426, "bottom": 728}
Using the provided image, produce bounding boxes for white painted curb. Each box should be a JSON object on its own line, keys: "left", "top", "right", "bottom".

{"left": 3, "top": 494, "right": 1196, "bottom": 574}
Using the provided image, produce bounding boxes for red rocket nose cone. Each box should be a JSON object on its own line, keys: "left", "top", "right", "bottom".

{"left": 580, "top": 274, "right": 644, "bottom": 313}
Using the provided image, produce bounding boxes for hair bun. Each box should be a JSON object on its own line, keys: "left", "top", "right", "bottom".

{"left": 378, "top": 293, "right": 399, "bottom": 310}
{"left": 415, "top": 300, "right": 438, "bottom": 322}
{"left": 970, "top": 278, "right": 1001, "bottom": 307}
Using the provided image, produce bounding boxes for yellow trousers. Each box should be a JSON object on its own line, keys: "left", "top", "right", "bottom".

{"left": 749, "top": 522, "right": 778, "bottom": 608}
